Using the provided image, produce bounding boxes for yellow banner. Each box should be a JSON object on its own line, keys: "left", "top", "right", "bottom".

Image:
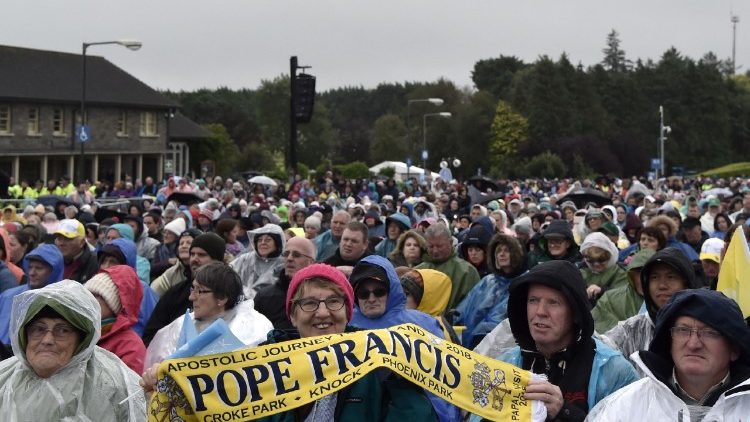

{"left": 148, "top": 323, "right": 532, "bottom": 421}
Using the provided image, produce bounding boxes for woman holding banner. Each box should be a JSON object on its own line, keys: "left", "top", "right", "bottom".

{"left": 144, "top": 262, "right": 272, "bottom": 368}
{"left": 257, "top": 263, "right": 438, "bottom": 421}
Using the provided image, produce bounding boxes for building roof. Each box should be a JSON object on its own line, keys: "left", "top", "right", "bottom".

{"left": 0, "top": 45, "right": 178, "bottom": 109}
{"left": 169, "top": 114, "right": 213, "bottom": 139}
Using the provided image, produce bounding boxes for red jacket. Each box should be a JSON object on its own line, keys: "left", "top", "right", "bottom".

{"left": 96, "top": 265, "right": 146, "bottom": 374}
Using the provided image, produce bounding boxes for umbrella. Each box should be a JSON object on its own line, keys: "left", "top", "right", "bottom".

{"left": 558, "top": 187, "right": 611, "bottom": 208}
{"left": 248, "top": 175, "right": 278, "bottom": 187}
{"left": 165, "top": 192, "right": 203, "bottom": 206}
{"left": 468, "top": 175, "right": 498, "bottom": 192}
{"left": 94, "top": 208, "right": 128, "bottom": 224}
{"left": 477, "top": 192, "right": 507, "bottom": 205}
{"left": 702, "top": 187, "right": 733, "bottom": 199}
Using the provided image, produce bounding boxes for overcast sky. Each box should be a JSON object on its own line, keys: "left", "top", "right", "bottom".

{"left": 3, "top": 1, "right": 747, "bottom": 92}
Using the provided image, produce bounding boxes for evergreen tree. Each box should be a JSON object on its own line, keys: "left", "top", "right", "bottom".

{"left": 601, "top": 29, "right": 630, "bottom": 72}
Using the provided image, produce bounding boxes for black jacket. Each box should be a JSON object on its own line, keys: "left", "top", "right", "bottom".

{"left": 254, "top": 269, "right": 294, "bottom": 331}
{"left": 639, "top": 247, "right": 702, "bottom": 322}
{"left": 142, "top": 278, "right": 191, "bottom": 346}
{"left": 507, "top": 260, "right": 596, "bottom": 421}
{"left": 65, "top": 246, "right": 100, "bottom": 284}
{"left": 324, "top": 249, "right": 371, "bottom": 267}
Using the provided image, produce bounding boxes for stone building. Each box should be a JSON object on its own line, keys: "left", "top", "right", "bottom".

{"left": 0, "top": 44, "right": 207, "bottom": 185}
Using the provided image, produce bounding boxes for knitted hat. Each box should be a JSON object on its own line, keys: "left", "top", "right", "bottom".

{"left": 164, "top": 217, "right": 186, "bottom": 237}
{"left": 86, "top": 272, "right": 122, "bottom": 314}
{"left": 190, "top": 232, "right": 226, "bottom": 261}
{"left": 286, "top": 264, "right": 354, "bottom": 320}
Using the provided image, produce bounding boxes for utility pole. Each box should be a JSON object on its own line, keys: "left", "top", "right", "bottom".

{"left": 659, "top": 106, "right": 671, "bottom": 178}
{"left": 732, "top": 14, "right": 740, "bottom": 74}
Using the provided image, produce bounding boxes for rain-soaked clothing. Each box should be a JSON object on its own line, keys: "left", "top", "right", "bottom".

{"left": 415, "top": 250, "right": 480, "bottom": 314}
{"left": 94, "top": 265, "right": 145, "bottom": 374}
{"left": 144, "top": 299, "right": 272, "bottom": 368}
{"left": 586, "top": 289, "right": 750, "bottom": 421}
{"left": 0, "top": 280, "right": 145, "bottom": 421}
{"left": 349, "top": 255, "right": 459, "bottom": 422}
{"left": 472, "top": 260, "right": 638, "bottom": 421}
{"left": 101, "top": 237, "right": 158, "bottom": 337}
{"left": 230, "top": 224, "right": 285, "bottom": 297}
{"left": 0, "top": 244, "right": 64, "bottom": 344}
{"left": 600, "top": 247, "right": 700, "bottom": 363}
{"left": 411, "top": 268, "right": 460, "bottom": 343}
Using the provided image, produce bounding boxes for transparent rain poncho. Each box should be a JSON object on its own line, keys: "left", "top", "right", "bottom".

{"left": 585, "top": 353, "right": 750, "bottom": 421}
{"left": 0, "top": 280, "right": 145, "bottom": 421}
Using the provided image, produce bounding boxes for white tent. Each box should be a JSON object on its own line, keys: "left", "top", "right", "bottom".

{"left": 368, "top": 161, "right": 440, "bottom": 181}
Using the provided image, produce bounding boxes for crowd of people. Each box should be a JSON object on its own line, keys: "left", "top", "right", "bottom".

{"left": 0, "top": 170, "right": 748, "bottom": 421}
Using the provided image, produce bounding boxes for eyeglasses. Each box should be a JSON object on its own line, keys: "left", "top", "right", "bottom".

{"left": 584, "top": 256, "right": 609, "bottom": 264}
{"left": 190, "top": 286, "right": 213, "bottom": 295}
{"left": 27, "top": 323, "right": 77, "bottom": 340}
{"left": 546, "top": 238, "right": 566, "bottom": 245}
{"left": 356, "top": 287, "right": 388, "bottom": 300}
{"left": 294, "top": 297, "right": 346, "bottom": 312}
{"left": 281, "top": 250, "right": 312, "bottom": 260}
{"left": 670, "top": 326, "right": 723, "bottom": 342}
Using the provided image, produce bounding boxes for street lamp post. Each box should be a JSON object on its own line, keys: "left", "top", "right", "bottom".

{"left": 422, "top": 112, "right": 452, "bottom": 175}
{"left": 80, "top": 39, "right": 141, "bottom": 184}
{"left": 658, "top": 105, "right": 671, "bottom": 179}
{"left": 406, "top": 98, "right": 443, "bottom": 162}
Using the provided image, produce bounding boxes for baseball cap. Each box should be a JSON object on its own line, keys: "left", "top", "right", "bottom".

{"left": 54, "top": 219, "right": 85, "bottom": 239}
{"left": 699, "top": 238, "right": 723, "bottom": 264}
{"left": 708, "top": 198, "right": 721, "bottom": 207}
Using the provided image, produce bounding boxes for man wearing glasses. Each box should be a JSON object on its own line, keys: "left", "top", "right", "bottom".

{"left": 587, "top": 289, "right": 750, "bottom": 420}
{"left": 254, "top": 236, "right": 316, "bottom": 330}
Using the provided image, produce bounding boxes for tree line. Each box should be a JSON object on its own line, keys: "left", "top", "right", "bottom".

{"left": 165, "top": 30, "right": 750, "bottom": 180}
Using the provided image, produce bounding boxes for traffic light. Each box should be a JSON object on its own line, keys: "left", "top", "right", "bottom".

{"left": 294, "top": 73, "right": 315, "bottom": 123}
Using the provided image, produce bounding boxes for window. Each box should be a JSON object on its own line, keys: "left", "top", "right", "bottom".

{"left": 117, "top": 110, "right": 128, "bottom": 136}
{"left": 27, "top": 107, "right": 40, "bottom": 135}
{"left": 53, "top": 108, "right": 65, "bottom": 135}
{"left": 139, "top": 111, "right": 158, "bottom": 136}
{"left": 0, "top": 106, "right": 10, "bottom": 134}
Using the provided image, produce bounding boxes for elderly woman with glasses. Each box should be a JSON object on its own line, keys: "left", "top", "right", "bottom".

{"left": 144, "top": 261, "right": 272, "bottom": 370}
{"left": 254, "top": 263, "right": 438, "bottom": 421}
{"left": 0, "top": 280, "right": 145, "bottom": 420}
{"left": 579, "top": 232, "right": 629, "bottom": 304}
